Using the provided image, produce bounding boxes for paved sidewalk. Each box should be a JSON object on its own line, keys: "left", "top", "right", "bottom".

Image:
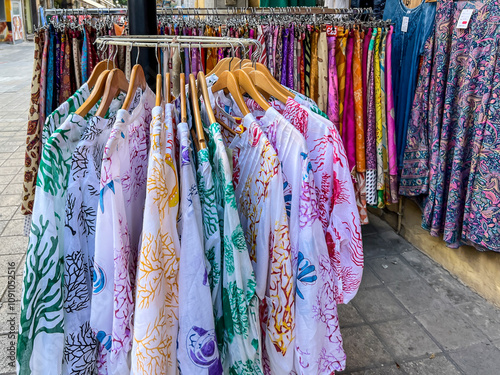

{"left": 339, "top": 216, "right": 500, "bottom": 375}
{"left": 0, "top": 42, "right": 33, "bottom": 374}
{"left": 1, "top": 42, "right": 500, "bottom": 375}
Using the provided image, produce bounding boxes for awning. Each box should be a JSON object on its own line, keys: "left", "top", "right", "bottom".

{"left": 80, "top": 0, "right": 106, "bottom": 8}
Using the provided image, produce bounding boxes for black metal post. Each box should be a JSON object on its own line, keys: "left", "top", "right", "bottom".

{"left": 128, "top": 0, "right": 157, "bottom": 89}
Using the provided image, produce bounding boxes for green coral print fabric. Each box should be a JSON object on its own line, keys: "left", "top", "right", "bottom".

{"left": 197, "top": 147, "right": 224, "bottom": 349}
{"left": 205, "top": 122, "right": 263, "bottom": 374}
{"left": 17, "top": 114, "right": 89, "bottom": 375}
{"left": 41, "top": 82, "right": 92, "bottom": 147}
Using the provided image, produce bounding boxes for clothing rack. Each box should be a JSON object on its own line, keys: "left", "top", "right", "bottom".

{"left": 43, "top": 6, "right": 374, "bottom": 17}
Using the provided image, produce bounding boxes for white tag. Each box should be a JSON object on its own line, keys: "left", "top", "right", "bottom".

{"left": 457, "top": 8, "right": 474, "bottom": 29}
{"left": 401, "top": 16, "right": 409, "bottom": 33}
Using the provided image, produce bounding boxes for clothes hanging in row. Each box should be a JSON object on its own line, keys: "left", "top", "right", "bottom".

{"left": 18, "top": 55, "right": 363, "bottom": 374}
{"left": 24, "top": 11, "right": 395, "bottom": 232}
{"left": 399, "top": 0, "right": 500, "bottom": 252}
{"left": 158, "top": 17, "right": 400, "bottom": 223}
{"left": 23, "top": 19, "right": 128, "bottom": 221}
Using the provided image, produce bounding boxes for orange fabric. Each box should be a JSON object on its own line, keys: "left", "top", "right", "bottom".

{"left": 205, "top": 26, "right": 218, "bottom": 73}
{"left": 114, "top": 23, "right": 125, "bottom": 36}
{"left": 353, "top": 30, "right": 365, "bottom": 173}
{"left": 353, "top": 29, "right": 369, "bottom": 225}
{"left": 310, "top": 27, "right": 320, "bottom": 103}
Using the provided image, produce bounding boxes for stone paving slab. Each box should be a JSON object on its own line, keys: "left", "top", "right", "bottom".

{"left": 1, "top": 41, "right": 500, "bottom": 375}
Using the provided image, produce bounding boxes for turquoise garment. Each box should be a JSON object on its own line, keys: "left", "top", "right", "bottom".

{"left": 383, "top": 0, "right": 436, "bottom": 167}
{"left": 82, "top": 27, "right": 88, "bottom": 83}
{"left": 45, "top": 25, "right": 55, "bottom": 114}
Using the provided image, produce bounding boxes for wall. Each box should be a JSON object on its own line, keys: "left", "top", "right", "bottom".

{"left": 372, "top": 198, "right": 500, "bottom": 307}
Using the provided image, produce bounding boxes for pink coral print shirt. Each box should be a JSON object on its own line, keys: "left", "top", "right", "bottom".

{"left": 246, "top": 97, "right": 364, "bottom": 305}
{"left": 91, "top": 87, "right": 154, "bottom": 375}
{"left": 257, "top": 107, "right": 347, "bottom": 374}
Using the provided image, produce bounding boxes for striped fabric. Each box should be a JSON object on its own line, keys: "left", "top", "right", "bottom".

{"left": 304, "top": 27, "right": 311, "bottom": 98}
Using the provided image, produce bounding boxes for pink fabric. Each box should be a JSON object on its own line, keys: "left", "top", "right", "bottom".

{"left": 386, "top": 26, "right": 397, "bottom": 179}
{"left": 342, "top": 32, "right": 356, "bottom": 173}
{"left": 39, "top": 29, "right": 49, "bottom": 129}
{"left": 327, "top": 35, "right": 340, "bottom": 130}
{"left": 249, "top": 28, "right": 255, "bottom": 57}
{"left": 362, "top": 29, "right": 371, "bottom": 134}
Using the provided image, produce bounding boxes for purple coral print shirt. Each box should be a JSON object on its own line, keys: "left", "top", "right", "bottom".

{"left": 91, "top": 87, "right": 154, "bottom": 375}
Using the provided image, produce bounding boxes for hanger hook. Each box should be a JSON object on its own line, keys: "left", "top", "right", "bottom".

{"left": 136, "top": 45, "right": 140, "bottom": 65}
{"left": 112, "top": 44, "right": 119, "bottom": 66}
{"left": 229, "top": 41, "right": 235, "bottom": 71}
{"left": 236, "top": 40, "right": 245, "bottom": 69}
{"left": 156, "top": 42, "right": 160, "bottom": 75}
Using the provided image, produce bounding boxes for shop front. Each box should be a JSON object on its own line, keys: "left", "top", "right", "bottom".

{"left": 0, "top": 0, "right": 25, "bottom": 43}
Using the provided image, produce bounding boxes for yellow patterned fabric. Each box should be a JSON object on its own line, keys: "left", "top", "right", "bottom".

{"left": 317, "top": 31, "right": 329, "bottom": 113}
{"left": 132, "top": 103, "right": 180, "bottom": 375}
{"left": 373, "top": 28, "right": 384, "bottom": 208}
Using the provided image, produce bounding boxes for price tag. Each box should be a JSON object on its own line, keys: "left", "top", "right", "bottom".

{"left": 401, "top": 16, "right": 409, "bottom": 33}
{"left": 457, "top": 8, "right": 474, "bottom": 29}
{"left": 326, "top": 25, "right": 337, "bottom": 37}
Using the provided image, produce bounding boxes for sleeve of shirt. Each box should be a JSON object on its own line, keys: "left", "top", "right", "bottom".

{"left": 326, "top": 124, "right": 364, "bottom": 305}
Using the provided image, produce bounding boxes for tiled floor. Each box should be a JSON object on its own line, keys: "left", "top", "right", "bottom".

{"left": 1, "top": 41, "right": 500, "bottom": 375}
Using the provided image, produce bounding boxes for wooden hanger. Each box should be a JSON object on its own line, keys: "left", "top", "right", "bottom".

{"left": 233, "top": 70, "right": 271, "bottom": 111}
{"left": 211, "top": 70, "right": 250, "bottom": 117}
{"left": 165, "top": 72, "right": 171, "bottom": 104}
{"left": 95, "top": 68, "right": 129, "bottom": 118}
{"left": 87, "top": 59, "right": 115, "bottom": 90}
{"left": 122, "top": 64, "right": 147, "bottom": 111}
{"left": 155, "top": 45, "right": 162, "bottom": 107}
{"left": 180, "top": 73, "right": 187, "bottom": 123}
{"left": 197, "top": 71, "right": 216, "bottom": 126}
{"left": 189, "top": 73, "right": 206, "bottom": 151}
{"left": 197, "top": 71, "right": 237, "bottom": 136}
{"left": 241, "top": 61, "right": 294, "bottom": 100}
{"left": 239, "top": 67, "right": 287, "bottom": 104}
{"left": 208, "top": 57, "right": 242, "bottom": 78}
{"left": 190, "top": 128, "right": 200, "bottom": 152}
{"left": 155, "top": 74, "right": 162, "bottom": 107}
{"left": 76, "top": 69, "right": 111, "bottom": 117}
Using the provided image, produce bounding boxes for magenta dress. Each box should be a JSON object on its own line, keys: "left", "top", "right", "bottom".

{"left": 343, "top": 31, "right": 357, "bottom": 173}
{"left": 327, "top": 35, "right": 340, "bottom": 129}
{"left": 385, "top": 26, "right": 398, "bottom": 204}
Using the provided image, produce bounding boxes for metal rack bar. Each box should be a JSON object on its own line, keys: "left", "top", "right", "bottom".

{"left": 44, "top": 7, "right": 127, "bottom": 15}
{"left": 156, "top": 7, "right": 374, "bottom": 15}
{"left": 44, "top": 6, "right": 373, "bottom": 17}
{"left": 95, "top": 35, "right": 262, "bottom": 59}
{"left": 96, "top": 35, "right": 261, "bottom": 49}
